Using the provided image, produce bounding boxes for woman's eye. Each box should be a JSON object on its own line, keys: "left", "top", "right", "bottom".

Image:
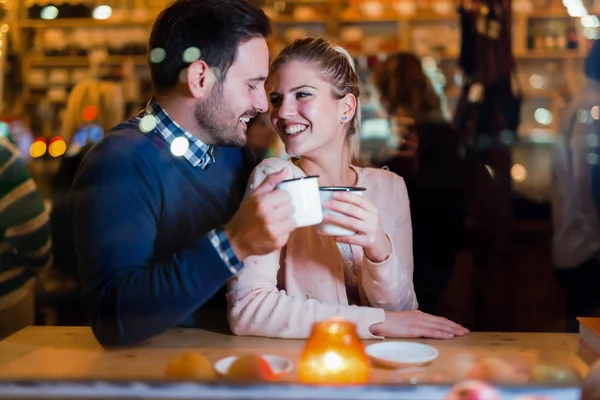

{"left": 296, "top": 92, "right": 311, "bottom": 99}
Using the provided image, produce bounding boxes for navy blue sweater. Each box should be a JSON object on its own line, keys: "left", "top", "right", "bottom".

{"left": 71, "top": 118, "right": 254, "bottom": 347}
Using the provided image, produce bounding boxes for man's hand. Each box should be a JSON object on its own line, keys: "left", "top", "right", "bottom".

{"left": 225, "top": 169, "right": 296, "bottom": 261}
{"left": 370, "top": 310, "right": 469, "bottom": 339}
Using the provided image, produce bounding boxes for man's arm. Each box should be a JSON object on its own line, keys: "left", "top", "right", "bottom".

{"left": 71, "top": 136, "right": 237, "bottom": 347}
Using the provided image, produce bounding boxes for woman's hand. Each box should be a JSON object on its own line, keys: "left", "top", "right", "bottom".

{"left": 321, "top": 192, "right": 391, "bottom": 263}
{"left": 370, "top": 310, "right": 469, "bottom": 339}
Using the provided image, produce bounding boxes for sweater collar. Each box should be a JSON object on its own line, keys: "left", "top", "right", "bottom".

{"left": 141, "top": 98, "right": 215, "bottom": 169}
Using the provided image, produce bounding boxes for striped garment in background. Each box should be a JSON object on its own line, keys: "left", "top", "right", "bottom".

{"left": 0, "top": 136, "right": 52, "bottom": 311}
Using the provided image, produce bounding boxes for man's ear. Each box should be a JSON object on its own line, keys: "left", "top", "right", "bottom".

{"left": 187, "top": 60, "right": 218, "bottom": 99}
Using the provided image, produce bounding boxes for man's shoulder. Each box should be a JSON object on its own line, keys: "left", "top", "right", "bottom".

{"left": 74, "top": 118, "right": 168, "bottom": 187}
{"left": 87, "top": 118, "right": 164, "bottom": 161}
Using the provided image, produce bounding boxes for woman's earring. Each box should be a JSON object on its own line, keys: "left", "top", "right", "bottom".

{"left": 342, "top": 115, "right": 348, "bottom": 122}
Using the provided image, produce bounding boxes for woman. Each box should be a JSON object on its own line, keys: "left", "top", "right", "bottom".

{"left": 226, "top": 38, "right": 468, "bottom": 340}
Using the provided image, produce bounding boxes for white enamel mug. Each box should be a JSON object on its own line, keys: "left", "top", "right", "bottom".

{"left": 318, "top": 186, "right": 367, "bottom": 236}
{"left": 276, "top": 175, "right": 323, "bottom": 228}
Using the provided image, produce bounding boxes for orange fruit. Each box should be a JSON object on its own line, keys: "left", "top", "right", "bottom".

{"left": 165, "top": 351, "right": 215, "bottom": 380}
{"left": 226, "top": 354, "right": 275, "bottom": 382}
{"left": 466, "top": 357, "right": 520, "bottom": 383}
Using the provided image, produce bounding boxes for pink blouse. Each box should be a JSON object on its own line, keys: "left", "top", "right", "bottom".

{"left": 226, "top": 157, "right": 418, "bottom": 339}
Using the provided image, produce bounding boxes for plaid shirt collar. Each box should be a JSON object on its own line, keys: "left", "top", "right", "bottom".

{"left": 142, "top": 98, "right": 215, "bottom": 169}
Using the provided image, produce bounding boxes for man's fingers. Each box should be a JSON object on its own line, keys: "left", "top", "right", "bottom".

{"left": 256, "top": 189, "right": 293, "bottom": 214}
{"left": 253, "top": 169, "right": 289, "bottom": 196}
{"left": 267, "top": 202, "right": 295, "bottom": 224}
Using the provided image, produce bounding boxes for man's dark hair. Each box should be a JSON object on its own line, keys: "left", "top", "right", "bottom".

{"left": 148, "top": 0, "right": 271, "bottom": 94}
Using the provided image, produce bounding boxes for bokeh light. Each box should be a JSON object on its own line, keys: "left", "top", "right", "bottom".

{"left": 534, "top": 108, "right": 552, "bottom": 125}
{"left": 92, "top": 5, "right": 112, "bottom": 20}
{"left": 529, "top": 74, "right": 547, "bottom": 90}
{"left": 139, "top": 115, "right": 157, "bottom": 133}
{"left": 170, "top": 137, "right": 189, "bottom": 156}
{"left": 178, "top": 67, "right": 189, "bottom": 83}
{"left": 511, "top": 164, "right": 528, "bottom": 182}
{"left": 29, "top": 139, "right": 47, "bottom": 158}
{"left": 182, "top": 47, "right": 201, "bottom": 63}
{"left": 40, "top": 6, "right": 59, "bottom": 20}
{"left": 591, "top": 105, "right": 599, "bottom": 121}
{"left": 149, "top": 48, "right": 166, "bottom": 64}
{"left": 83, "top": 105, "right": 97, "bottom": 122}
{"left": 48, "top": 137, "right": 67, "bottom": 157}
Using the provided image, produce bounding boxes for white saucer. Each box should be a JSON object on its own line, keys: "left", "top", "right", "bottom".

{"left": 214, "top": 355, "right": 294, "bottom": 376}
{"left": 365, "top": 341, "right": 439, "bottom": 368}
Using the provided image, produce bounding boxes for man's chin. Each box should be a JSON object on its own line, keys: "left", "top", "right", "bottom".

{"left": 218, "top": 132, "right": 247, "bottom": 148}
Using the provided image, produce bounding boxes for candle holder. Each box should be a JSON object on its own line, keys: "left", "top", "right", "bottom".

{"left": 298, "top": 318, "right": 371, "bottom": 385}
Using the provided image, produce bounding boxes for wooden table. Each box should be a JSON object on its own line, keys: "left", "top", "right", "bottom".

{"left": 0, "top": 327, "right": 589, "bottom": 399}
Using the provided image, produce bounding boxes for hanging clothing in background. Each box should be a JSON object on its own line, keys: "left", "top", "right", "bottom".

{"left": 453, "top": 0, "right": 521, "bottom": 144}
{"left": 452, "top": 0, "right": 520, "bottom": 331}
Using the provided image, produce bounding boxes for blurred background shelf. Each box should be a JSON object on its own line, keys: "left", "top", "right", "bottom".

{"left": 2, "top": 0, "right": 597, "bottom": 165}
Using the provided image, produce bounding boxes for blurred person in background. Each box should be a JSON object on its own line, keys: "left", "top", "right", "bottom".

{"left": 552, "top": 39, "right": 600, "bottom": 332}
{"left": 47, "top": 79, "right": 123, "bottom": 325}
{"left": 371, "top": 52, "right": 469, "bottom": 319}
{"left": 0, "top": 129, "right": 52, "bottom": 339}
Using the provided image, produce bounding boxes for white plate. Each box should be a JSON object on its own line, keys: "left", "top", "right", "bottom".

{"left": 214, "top": 355, "right": 294, "bottom": 376}
{"left": 365, "top": 341, "right": 439, "bottom": 368}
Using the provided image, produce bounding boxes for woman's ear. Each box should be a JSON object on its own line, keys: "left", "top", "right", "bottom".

{"left": 340, "top": 93, "right": 358, "bottom": 122}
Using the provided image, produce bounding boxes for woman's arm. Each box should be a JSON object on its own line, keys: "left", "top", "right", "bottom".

{"left": 227, "top": 252, "right": 384, "bottom": 339}
{"left": 226, "top": 158, "right": 385, "bottom": 339}
{"left": 360, "top": 175, "right": 418, "bottom": 311}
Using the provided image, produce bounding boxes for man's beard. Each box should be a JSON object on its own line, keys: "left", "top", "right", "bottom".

{"left": 194, "top": 84, "right": 255, "bottom": 148}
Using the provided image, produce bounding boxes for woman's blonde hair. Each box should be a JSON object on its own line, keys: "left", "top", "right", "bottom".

{"left": 269, "top": 37, "right": 361, "bottom": 162}
{"left": 61, "top": 79, "right": 124, "bottom": 146}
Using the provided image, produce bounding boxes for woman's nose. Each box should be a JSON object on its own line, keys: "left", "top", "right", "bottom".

{"left": 278, "top": 99, "right": 297, "bottom": 119}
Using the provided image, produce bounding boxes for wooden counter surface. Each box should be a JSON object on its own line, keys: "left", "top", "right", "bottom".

{"left": 0, "top": 327, "right": 589, "bottom": 385}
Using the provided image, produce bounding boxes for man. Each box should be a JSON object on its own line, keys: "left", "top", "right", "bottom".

{"left": 552, "top": 39, "right": 600, "bottom": 332}
{"left": 0, "top": 129, "right": 52, "bottom": 339}
{"left": 71, "top": 0, "right": 295, "bottom": 347}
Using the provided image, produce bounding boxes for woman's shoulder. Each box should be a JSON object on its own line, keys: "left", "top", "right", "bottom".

{"left": 253, "top": 157, "right": 306, "bottom": 177}
{"left": 357, "top": 165, "right": 406, "bottom": 189}
{"left": 255, "top": 157, "right": 295, "bottom": 173}
{"left": 355, "top": 166, "right": 409, "bottom": 208}
{"left": 248, "top": 157, "right": 303, "bottom": 190}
